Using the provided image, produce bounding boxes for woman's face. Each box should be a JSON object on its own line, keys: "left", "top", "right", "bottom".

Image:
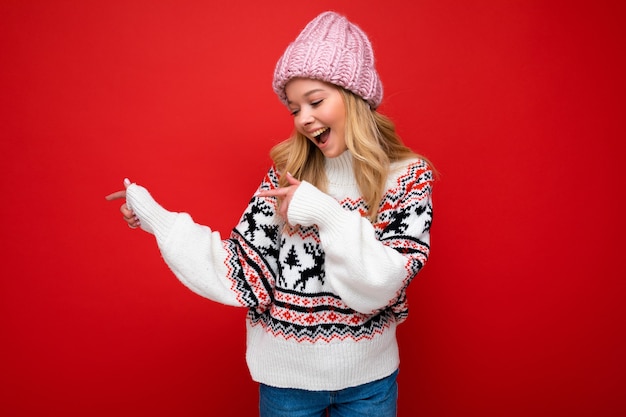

{"left": 285, "top": 78, "right": 347, "bottom": 158}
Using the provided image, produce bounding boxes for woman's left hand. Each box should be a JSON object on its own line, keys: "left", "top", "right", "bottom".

{"left": 255, "top": 172, "right": 301, "bottom": 220}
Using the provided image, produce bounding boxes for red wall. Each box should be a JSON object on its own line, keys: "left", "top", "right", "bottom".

{"left": 1, "top": 1, "right": 624, "bottom": 416}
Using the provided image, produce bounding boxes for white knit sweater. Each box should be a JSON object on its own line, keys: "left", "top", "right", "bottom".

{"left": 126, "top": 150, "right": 433, "bottom": 390}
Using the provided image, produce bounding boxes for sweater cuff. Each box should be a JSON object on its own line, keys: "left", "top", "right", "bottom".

{"left": 288, "top": 181, "right": 349, "bottom": 244}
{"left": 126, "top": 184, "right": 177, "bottom": 241}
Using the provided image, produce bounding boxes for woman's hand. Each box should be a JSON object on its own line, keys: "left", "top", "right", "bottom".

{"left": 105, "top": 178, "right": 141, "bottom": 229}
{"left": 256, "top": 172, "right": 301, "bottom": 221}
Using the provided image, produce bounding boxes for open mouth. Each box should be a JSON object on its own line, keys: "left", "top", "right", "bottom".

{"left": 311, "top": 127, "right": 330, "bottom": 144}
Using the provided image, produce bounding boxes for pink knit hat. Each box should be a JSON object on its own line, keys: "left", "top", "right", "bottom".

{"left": 273, "top": 11, "right": 383, "bottom": 109}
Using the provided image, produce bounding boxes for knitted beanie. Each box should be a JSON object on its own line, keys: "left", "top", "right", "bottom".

{"left": 273, "top": 11, "right": 383, "bottom": 109}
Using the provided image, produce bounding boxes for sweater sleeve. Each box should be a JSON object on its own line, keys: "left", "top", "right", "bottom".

{"left": 125, "top": 169, "right": 283, "bottom": 310}
{"left": 287, "top": 160, "right": 433, "bottom": 315}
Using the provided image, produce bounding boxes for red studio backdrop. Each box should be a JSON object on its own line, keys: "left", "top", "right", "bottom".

{"left": 1, "top": 1, "right": 624, "bottom": 416}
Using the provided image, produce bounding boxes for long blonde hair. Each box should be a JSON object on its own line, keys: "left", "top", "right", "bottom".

{"left": 270, "top": 87, "right": 423, "bottom": 222}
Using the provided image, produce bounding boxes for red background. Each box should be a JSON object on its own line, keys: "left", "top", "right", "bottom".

{"left": 1, "top": 0, "right": 624, "bottom": 416}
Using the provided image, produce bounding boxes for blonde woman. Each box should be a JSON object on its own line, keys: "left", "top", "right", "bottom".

{"left": 107, "top": 11, "right": 434, "bottom": 417}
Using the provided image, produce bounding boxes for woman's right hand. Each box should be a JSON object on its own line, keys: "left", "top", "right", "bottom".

{"left": 255, "top": 172, "right": 301, "bottom": 222}
{"left": 105, "top": 178, "right": 141, "bottom": 229}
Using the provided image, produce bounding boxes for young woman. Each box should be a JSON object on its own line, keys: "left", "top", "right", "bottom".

{"left": 107, "top": 11, "right": 434, "bottom": 417}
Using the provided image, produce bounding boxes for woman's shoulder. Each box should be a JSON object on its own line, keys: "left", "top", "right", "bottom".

{"left": 385, "top": 156, "right": 435, "bottom": 194}
{"left": 389, "top": 156, "right": 433, "bottom": 178}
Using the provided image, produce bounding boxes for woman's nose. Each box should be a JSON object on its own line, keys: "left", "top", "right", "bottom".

{"left": 297, "top": 108, "right": 314, "bottom": 126}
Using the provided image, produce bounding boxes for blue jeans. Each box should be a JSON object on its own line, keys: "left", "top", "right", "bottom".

{"left": 259, "top": 370, "right": 398, "bottom": 417}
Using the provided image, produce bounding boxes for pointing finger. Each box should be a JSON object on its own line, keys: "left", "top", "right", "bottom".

{"left": 105, "top": 190, "right": 126, "bottom": 201}
{"left": 256, "top": 188, "right": 286, "bottom": 198}
{"left": 105, "top": 178, "right": 132, "bottom": 200}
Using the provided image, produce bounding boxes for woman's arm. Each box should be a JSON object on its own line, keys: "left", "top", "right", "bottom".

{"left": 286, "top": 161, "right": 433, "bottom": 314}
{"left": 106, "top": 170, "right": 284, "bottom": 310}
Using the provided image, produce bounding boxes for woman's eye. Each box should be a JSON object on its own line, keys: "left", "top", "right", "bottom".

{"left": 290, "top": 109, "right": 300, "bottom": 116}
{"left": 311, "top": 99, "right": 323, "bottom": 107}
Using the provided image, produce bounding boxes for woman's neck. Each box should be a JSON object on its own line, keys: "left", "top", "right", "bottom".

{"left": 325, "top": 150, "right": 355, "bottom": 187}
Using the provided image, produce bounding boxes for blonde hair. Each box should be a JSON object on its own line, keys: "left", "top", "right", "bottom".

{"left": 270, "top": 87, "right": 425, "bottom": 222}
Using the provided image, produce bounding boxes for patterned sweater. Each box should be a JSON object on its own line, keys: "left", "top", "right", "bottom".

{"left": 126, "top": 150, "right": 433, "bottom": 391}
